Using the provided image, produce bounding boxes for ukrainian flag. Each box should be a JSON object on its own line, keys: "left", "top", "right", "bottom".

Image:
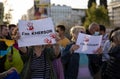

{"left": 0, "top": 39, "right": 15, "bottom": 58}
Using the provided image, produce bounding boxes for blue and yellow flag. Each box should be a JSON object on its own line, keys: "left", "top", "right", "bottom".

{"left": 0, "top": 39, "right": 15, "bottom": 46}
{"left": 0, "top": 39, "right": 15, "bottom": 58}
{"left": 0, "top": 46, "right": 12, "bottom": 58}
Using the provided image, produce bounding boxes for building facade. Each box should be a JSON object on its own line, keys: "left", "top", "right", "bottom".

{"left": 27, "top": 7, "right": 34, "bottom": 20}
{"left": 27, "top": 4, "right": 86, "bottom": 26}
{"left": 71, "top": 9, "right": 86, "bottom": 26}
{"left": 108, "top": 0, "right": 120, "bottom": 27}
{"left": 3, "top": 0, "right": 13, "bottom": 24}
{"left": 50, "top": 4, "right": 72, "bottom": 25}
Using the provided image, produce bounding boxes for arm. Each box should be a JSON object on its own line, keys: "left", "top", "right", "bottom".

{"left": 0, "top": 67, "right": 16, "bottom": 78}
{"left": 19, "top": 47, "right": 28, "bottom": 53}
{"left": 45, "top": 44, "right": 60, "bottom": 61}
{"left": 53, "top": 43, "right": 60, "bottom": 57}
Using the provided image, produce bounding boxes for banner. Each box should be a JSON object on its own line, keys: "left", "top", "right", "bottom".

{"left": 18, "top": 17, "right": 56, "bottom": 47}
{"left": 34, "top": 0, "right": 50, "bottom": 19}
{"left": 75, "top": 33, "right": 102, "bottom": 54}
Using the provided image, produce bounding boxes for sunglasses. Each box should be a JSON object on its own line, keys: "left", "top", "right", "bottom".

{"left": 80, "top": 31, "right": 85, "bottom": 33}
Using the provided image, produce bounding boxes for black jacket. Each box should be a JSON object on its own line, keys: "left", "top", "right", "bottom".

{"left": 103, "top": 45, "right": 120, "bottom": 79}
{"left": 0, "top": 41, "right": 8, "bottom": 73}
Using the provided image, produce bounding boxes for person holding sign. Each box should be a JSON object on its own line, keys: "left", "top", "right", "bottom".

{"left": 13, "top": 27, "right": 60, "bottom": 79}
{"left": 87, "top": 22, "right": 102, "bottom": 79}
{"left": 61, "top": 26, "right": 93, "bottom": 79}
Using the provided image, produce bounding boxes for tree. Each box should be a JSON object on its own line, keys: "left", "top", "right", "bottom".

{"left": 4, "top": 9, "right": 13, "bottom": 24}
{"left": 84, "top": 3, "right": 110, "bottom": 29}
{"left": 100, "top": 0, "right": 107, "bottom": 9}
{"left": 88, "top": 0, "right": 96, "bottom": 8}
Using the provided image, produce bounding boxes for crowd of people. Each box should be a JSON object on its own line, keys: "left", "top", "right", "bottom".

{"left": 0, "top": 22, "right": 120, "bottom": 79}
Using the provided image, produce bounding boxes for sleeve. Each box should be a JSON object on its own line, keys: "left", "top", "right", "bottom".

{"left": 45, "top": 47, "right": 56, "bottom": 61}
{"left": 61, "top": 43, "right": 72, "bottom": 65}
{"left": 109, "top": 46, "right": 120, "bottom": 59}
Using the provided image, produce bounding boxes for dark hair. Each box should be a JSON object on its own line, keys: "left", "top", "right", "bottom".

{"left": 56, "top": 25, "right": 66, "bottom": 31}
{"left": 0, "top": 25, "right": 7, "bottom": 31}
{"left": 0, "top": 41, "right": 8, "bottom": 50}
{"left": 86, "top": 29, "right": 91, "bottom": 35}
{"left": 8, "top": 24, "right": 16, "bottom": 30}
{"left": 99, "top": 25, "right": 106, "bottom": 32}
{"left": 109, "top": 27, "right": 120, "bottom": 41}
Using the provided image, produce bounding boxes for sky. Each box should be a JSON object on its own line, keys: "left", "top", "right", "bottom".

{"left": 1, "top": 0, "right": 111, "bottom": 24}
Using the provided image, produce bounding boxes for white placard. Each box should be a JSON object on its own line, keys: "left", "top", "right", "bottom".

{"left": 75, "top": 33, "right": 102, "bottom": 54}
{"left": 18, "top": 17, "right": 56, "bottom": 47}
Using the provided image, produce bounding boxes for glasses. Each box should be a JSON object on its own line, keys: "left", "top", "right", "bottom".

{"left": 80, "top": 31, "right": 85, "bottom": 33}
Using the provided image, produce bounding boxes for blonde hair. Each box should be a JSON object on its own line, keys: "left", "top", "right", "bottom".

{"left": 70, "top": 26, "right": 85, "bottom": 41}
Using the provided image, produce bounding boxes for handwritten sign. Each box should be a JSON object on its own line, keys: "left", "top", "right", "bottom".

{"left": 18, "top": 17, "right": 56, "bottom": 47}
{"left": 75, "top": 33, "right": 102, "bottom": 54}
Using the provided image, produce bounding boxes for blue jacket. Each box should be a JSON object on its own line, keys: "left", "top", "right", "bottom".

{"left": 61, "top": 42, "right": 79, "bottom": 79}
{"left": 61, "top": 42, "right": 102, "bottom": 79}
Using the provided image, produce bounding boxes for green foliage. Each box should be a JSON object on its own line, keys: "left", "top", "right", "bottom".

{"left": 100, "top": 0, "right": 107, "bottom": 9}
{"left": 84, "top": 3, "right": 110, "bottom": 29}
{"left": 88, "top": 0, "right": 96, "bottom": 8}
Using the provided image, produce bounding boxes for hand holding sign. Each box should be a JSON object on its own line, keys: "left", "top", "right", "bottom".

{"left": 70, "top": 44, "right": 80, "bottom": 53}
{"left": 93, "top": 47, "right": 103, "bottom": 54}
{"left": 75, "top": 33, "right": 102, "bottom": 54}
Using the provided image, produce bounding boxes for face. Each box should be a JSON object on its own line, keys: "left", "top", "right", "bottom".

{"left": 89, "top": 25, "right": 100, "bottom": 35}
{"left": 100, "top": 31, "right": 103, "bottom": 35}
{"left": 55, "top": 27, "right": 64, "bottom": 37}
{"left": 1, "top": 26, "right": 9, "bottom": 38}
{"left": 9, "top": 27, "right": 15, "bottom": 35}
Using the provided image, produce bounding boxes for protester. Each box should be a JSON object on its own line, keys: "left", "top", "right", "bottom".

{"left": 0, "top": 25, "right": 10, "bottom": 39}
{"left": 87, "top": 22, "right": 102, "bottom": 79}
{"left": 102, "top": 27, "right": 120, "bottom": 62}
{"left": 55, "top": 25, "right": 70, "bottom": 49}
{"left": 52, "top": 25, "right": 70, "bottom": 79}
{"left": 99, "top": 24, "right": 109, "bottom": 62}
{"left": 0, "top": 24, "right": 23, "bottom": 79}
{"left": 13, "top": 28, "right": 61, "bottom": 79}
{"left": 61, "top": 26, "right": 93, "bottom": 79}
{"left": 102, "top": 27, "right": 120, "bottom": 78}
{"left": 103, "top": 30, "right": 120, "bottom": 79}
{"left": 8, "top": 24, "right": 17, "bottom": 39}
{"left": 99, "top": 24, "right": 108, "bottom": 48}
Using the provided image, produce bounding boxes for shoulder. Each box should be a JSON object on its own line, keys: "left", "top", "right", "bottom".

{"left": 66, "top": 42, "right": 75, "bottom": 47}
{"left": 111, "top": 45, "right": 120, "bottom": 52}
{"left": 64, "top": 42, "right": 75, "bottom": 51}
{"left": 64, "top": 37, "right": 70, "bottom": 41}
